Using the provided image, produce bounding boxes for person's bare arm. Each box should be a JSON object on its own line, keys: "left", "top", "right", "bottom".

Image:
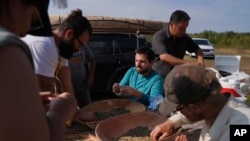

{"left": 120, "top": 86, "right": 143, "bottom": 99}
{"left": 151, "top": 111, "right": 192, "bottom": 141}
{"left": 47, "top": 92, "right": 77, "bottom": 141}
{"left": 195, "top": 48, "right": 205, "bottom": 66}
{"left": 159, "top": 53, "right": 188, "bottom": 66}
{"left": 39, "top": 91, "right": 77, "bottom": 141}
{"left": 85, "top": 45, "right": 96, "bottom": 88}
{"left": 159, "top": 49, "right": 204, "bottom": 67}
{"left": 0, "top": 46, "right": 50, "bottom": 141}
{"left": 150, "top": 120, "right": 175, "bottom": 141}
{"left": 58, "top": 66, "right": 74, "bottom": 95}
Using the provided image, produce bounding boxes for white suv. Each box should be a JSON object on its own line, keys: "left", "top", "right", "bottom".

{"left": 187, "top": 38, "right": 215, "bottom": 58}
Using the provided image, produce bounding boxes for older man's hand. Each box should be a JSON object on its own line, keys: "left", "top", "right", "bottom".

{"left": 150, "top": 120, "right": 175, "bottom": 141}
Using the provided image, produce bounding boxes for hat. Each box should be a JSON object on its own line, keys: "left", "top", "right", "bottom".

{"left": 28, "top": 0, "right": 53, "bottom": 36}
{"left": 165, "top": 64, "right": 219, "bottom": 105}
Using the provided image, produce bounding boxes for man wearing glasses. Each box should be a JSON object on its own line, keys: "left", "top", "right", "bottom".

{"left": 150, "top": 64, "right": 250, "bottom": 141}
{"left": 22, "top": 9, "right": 92, "bottom": 95}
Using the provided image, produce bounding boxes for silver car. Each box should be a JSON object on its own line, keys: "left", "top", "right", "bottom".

{"left": 187, "top": 38, "right": 215, "bottom": 59}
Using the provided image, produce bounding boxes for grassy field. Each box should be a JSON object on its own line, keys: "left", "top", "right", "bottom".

{"left": 184, "top": 48, "right": 250, "bottom": 74}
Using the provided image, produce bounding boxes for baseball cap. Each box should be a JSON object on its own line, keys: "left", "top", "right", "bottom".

{"left": 165, "top": 64, "right": 220, "bottom": 105}
{"left": 28, "top": 0, "right": 53, "bottom": 36}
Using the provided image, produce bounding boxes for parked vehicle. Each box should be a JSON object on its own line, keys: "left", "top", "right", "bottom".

{"left": 187, "top": 38, "right": 215, "bottom": 59}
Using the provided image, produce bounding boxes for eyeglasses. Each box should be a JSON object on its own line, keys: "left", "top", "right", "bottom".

{"left": 76, "top": 38, "right": 84, "bottom": 46}
{"left": 30, "top": 7, "right": 44, "bottom": 31}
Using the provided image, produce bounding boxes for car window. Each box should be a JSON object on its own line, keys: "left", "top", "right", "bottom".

{"left": 118, "top": 37, "right": 149, "bottom": 53}
{"left": 118, "top": 37, "right": 137, "bottom": 53}
{"left": 87, "top": 34, "right": 149, "bottom": 55}
{"left": 193, "top": 39, "right": 210, "bottom": 45}
{"left": 87, "top": 37, "right": 114, "bottom": 55}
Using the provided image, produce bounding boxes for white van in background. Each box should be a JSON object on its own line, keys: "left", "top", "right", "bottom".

{"left": 187, "top": 38, "right": 215, "bottom": 59}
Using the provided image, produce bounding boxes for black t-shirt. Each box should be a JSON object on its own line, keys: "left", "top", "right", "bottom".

{"left": 152, "top": 27, "right": 199, "bottom": 77}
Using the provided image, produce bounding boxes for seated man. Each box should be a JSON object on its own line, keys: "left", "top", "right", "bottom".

{"left": 150, "top": 64, "right": 250, "bottom": 141}
{"left": 112, "top": 47, "right": 163, "bottom": 106}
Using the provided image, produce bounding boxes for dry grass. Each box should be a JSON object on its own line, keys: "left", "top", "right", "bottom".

{"left": 184, "top": 48, "right": 250, "bottom": 74}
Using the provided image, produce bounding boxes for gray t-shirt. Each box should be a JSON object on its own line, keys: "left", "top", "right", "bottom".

{"left": 69, "top": 45, "right": 89, "bottom": 84}
{"left": 152, "top": 27, "right": 199, "bottom": 77}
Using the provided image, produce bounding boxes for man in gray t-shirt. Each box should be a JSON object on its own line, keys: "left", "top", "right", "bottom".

{"left": 152, "top": 10, "right": 204, "bottom": 77}
{"left": 69, "top": 44, "right": 96, "bottom": 108}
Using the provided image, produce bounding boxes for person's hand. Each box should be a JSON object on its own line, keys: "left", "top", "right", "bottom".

{"left": 197, "top": 57, "right": 205, "bottom": 67}
{"left": 45, "top": 93, "right": 77, "bottom": 141}
{"left": 150, "top": 120, "right": 175, "bottom": 141}
{"left": 48, "top": 92, "right": 77, "bottom": 124}
{"left": 112, "top": 83, "right": 121, "bottom": 94}
{"left": 39, "top": 91, "right": 57, "bottom": 112}
{"left": 75, "top": 111, "right": 97, "bottom": 122}
{"left": 121, "top": 86, "right": 137, "bottom": 97}
{"left": 197, "top": 61, "right": 205, "bottom": 67}
{"left": 175, "top": 134, "right": 188, "bottom": 141}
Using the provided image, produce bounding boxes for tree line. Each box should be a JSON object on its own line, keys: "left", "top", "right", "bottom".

{"left": 189, "top": 30, "right": 250, "bottom": 49}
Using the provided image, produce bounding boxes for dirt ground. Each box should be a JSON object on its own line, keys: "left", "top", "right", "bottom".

{"left": 184, "top": 48, "right": 250, "bottom": 74}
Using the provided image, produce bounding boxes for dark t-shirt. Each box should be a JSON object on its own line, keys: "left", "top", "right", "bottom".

{"left": 152, "top": 27, "right": 199, "bottom": 77}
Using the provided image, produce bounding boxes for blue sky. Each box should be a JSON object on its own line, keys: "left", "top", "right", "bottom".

{"left": 49, "top": 0, "right": 250, "bottom": 33}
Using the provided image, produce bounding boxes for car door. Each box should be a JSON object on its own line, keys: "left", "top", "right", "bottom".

{"left": 88, "top": 34, "right": 134, "bottom": 95}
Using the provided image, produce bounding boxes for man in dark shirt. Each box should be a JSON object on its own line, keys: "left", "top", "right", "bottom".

{"left": 152, "top": 10, "right": 204, "bottom": 77}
